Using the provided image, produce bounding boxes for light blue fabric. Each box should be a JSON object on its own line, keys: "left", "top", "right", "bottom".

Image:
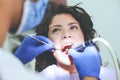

{"left": 24, "top": 0, "right": 48, "bottom": 31}
{"left": 16, "top": 0, "right": 48, "bottom": 34}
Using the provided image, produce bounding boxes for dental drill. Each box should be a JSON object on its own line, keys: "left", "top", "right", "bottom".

{"left": 73, "top": 37, "right": 120, "bottom": 80}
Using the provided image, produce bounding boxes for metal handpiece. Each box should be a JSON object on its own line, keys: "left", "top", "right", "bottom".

{"left": 27, "top": 35, "right": 47, "bottom": 44}
{"left": 74, "top": 39, "right": 93, "bottom": 52}
{"left": 26, "top": 35, "right": 57, "bottom": 52}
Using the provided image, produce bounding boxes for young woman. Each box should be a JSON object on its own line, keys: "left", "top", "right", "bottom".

{"left": 15, "top": 4, "right": 116, "bottom": 80}
{"left": 35, "top": 4, "right": 116, "bottom": 80}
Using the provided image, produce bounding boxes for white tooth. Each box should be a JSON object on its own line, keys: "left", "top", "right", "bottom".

{"left": 66, "top": 49, "right": 69, "bottom": 51}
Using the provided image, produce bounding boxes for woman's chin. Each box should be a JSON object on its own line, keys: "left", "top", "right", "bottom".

{"left": 56, "top": 54, "right": 73, "bottom": 66}
{"left": 54, "top": 49, "right": 73, "bottom": 66}
{"left": 60, "top": 58, "right": 72, "bottom": 65}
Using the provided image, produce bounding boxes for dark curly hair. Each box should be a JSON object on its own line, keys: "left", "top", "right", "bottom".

{"left": 35, "top": 4, "right": 98, "bottom": 72}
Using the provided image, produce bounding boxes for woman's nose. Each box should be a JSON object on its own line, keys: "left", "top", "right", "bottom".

{"left": 63, "top": 35, "right": 71, "bottom": 39}
{"left": 62, "top": 30, "right": 72, "bottom": 39}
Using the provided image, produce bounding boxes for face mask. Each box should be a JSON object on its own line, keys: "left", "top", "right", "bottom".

{"left": 15, "top": 0, "right": 48, "bottom": 35}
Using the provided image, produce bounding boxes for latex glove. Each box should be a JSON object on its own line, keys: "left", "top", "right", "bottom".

{"left": 14, "top": 36, "right": 54, "bottom": 64}
{"left": 68, "top": 46, "right": 101, "bottom": 80}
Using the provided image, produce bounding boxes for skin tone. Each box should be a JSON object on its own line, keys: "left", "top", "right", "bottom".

{"left": 48, "top": 13, "right": 97, "bottom": 80}
{"left": 0, "top": 0, "right": 23, "bottom": 47}
{"left": 48, "top": 13, "right": 84, "bottom": 68}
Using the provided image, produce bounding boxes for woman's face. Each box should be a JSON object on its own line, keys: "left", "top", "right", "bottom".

{"left": 48, "top": 13, "right": 84, "bottom": 66}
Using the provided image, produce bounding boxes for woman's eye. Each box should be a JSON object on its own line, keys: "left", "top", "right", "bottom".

{"left": 52, "top": 28, "right": 60, "bottom": 33}
{"left": 70, "top": 26, "right": 78, "bottom": 30}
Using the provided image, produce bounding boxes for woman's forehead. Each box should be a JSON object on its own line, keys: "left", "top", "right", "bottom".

{"left": 49, "top": 13, "right": 78, "bottom": 26}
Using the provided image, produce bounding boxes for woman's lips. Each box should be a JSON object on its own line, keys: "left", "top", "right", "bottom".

{"left": 62, "top": 45, "right": 72, "bottom": 52}
{"left": 61, "top": 43, "right": 73, "bottom": 54}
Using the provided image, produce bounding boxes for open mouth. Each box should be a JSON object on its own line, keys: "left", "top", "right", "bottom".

{"left": 62, "top": 45, "right": 72, "bottom": 54}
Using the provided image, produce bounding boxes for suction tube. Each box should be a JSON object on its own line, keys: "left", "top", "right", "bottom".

{"left": 74, "top": 37, "right": 120, "bottom": 80}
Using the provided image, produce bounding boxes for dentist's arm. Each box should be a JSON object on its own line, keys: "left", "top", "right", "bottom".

{"left": 14, "top": 36, "right": 54, "bottom": 64}
{"left": 0, "top": 0, "right": 22, "bottom": 46}
{"left": 68, "top": 46, "right": 101, "bottom": 80}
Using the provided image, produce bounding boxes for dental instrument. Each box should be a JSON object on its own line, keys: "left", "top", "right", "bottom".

{"left": 73, "top": 37, "right": 120, "bottom": 80}
{"left": 26, "top": 35, "right": 58, "bottom": 52}
{"left": 27, "top": 35, "right": 47, "bottom": 44}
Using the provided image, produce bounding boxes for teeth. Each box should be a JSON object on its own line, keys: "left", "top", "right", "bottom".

{"left": 65, "top": 49, "right": 69, "bottom": 54}
{"left": 62, "top": 45, "right": 72, "bottom": 52}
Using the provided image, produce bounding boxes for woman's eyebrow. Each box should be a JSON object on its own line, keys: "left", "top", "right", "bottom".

{"left": 49, "top": 22, "right": 79, "bottom": 28}
{"left": 68, "top": 22, "right": 79, "bottom": 26}
{"left": 50, "top": 24, "right": 62, "bottom": 28}
{"left": 53, "top": 24, "right": 62, "bottom": 27}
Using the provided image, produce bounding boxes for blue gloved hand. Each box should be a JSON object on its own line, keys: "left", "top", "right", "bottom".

{"left": 68, "top": 45, "right": 102, "bottom": 80}
{"left": 14, "top": 36, "right": 54, "bottom": 64}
